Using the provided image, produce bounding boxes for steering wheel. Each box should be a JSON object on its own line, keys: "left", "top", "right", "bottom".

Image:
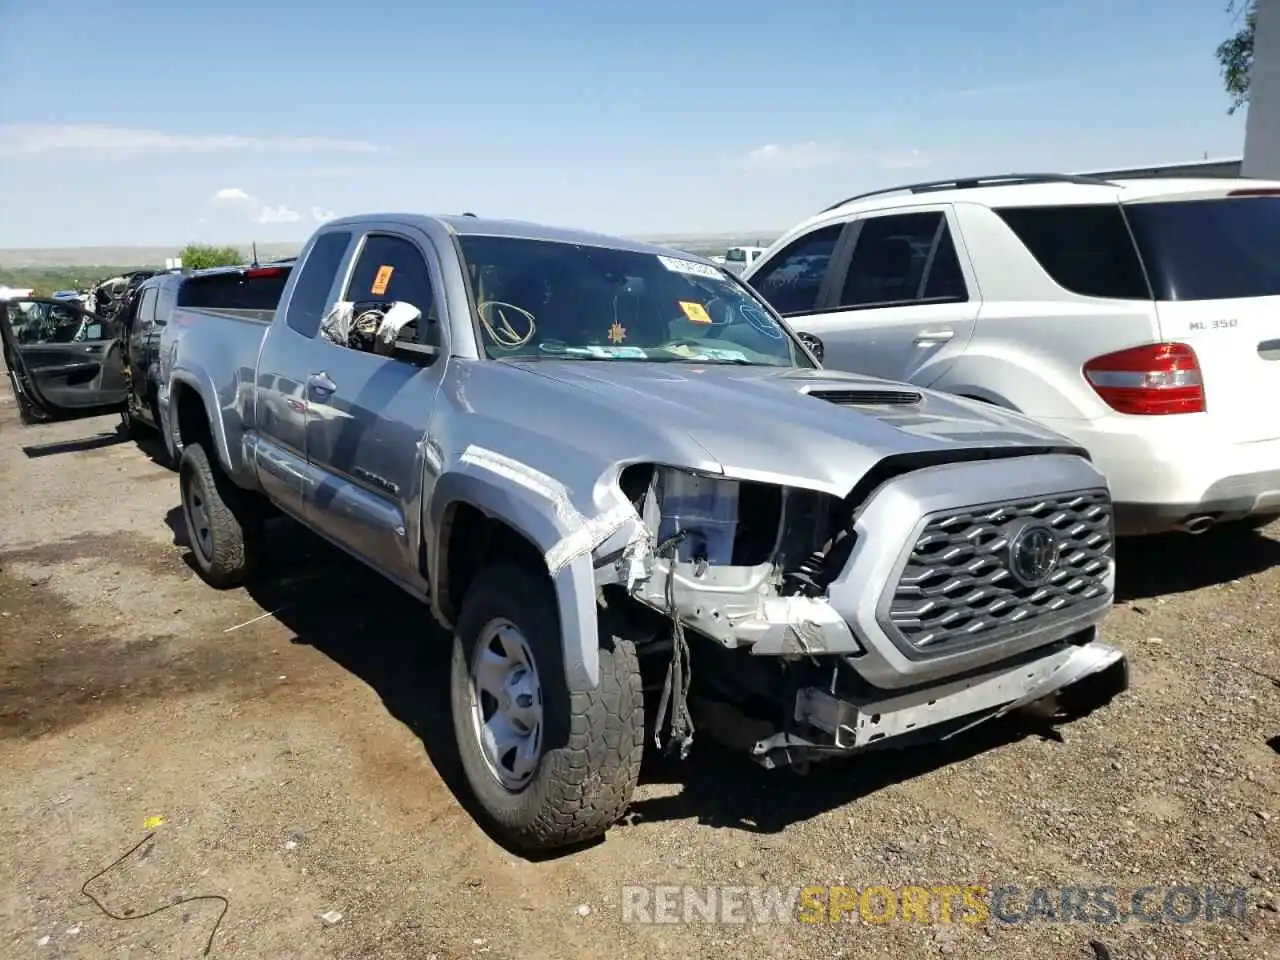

{"left": 478, "top": 301, "right": 537, "bottom": 349}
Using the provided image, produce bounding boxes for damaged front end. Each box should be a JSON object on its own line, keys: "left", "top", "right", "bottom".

{"left": 593, "top": 455, "right": 1128, "bottom": 770}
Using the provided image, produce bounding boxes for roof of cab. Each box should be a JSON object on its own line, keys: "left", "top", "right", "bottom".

{"left": 319, "top": 213, "right": 717, "bottom": 263}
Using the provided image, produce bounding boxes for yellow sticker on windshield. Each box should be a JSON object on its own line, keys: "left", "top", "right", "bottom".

{"left": 679, "top": 300, "right": 711, "bottom": 324}
{"left": 371, "top": 265, "right": 394, "bottom": 296}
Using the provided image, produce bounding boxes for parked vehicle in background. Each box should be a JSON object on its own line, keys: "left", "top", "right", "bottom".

{"left": 0, "top": 262, "right": 292, "bottom": 445}
{"left": 86, "top": 269, "right": 163, "bottom": 320}
{"left": 112, "top": 262, "right": 293, "bottom": 441}
{"left": 720, "top": 245, "right": 768, "bottom": 275}
{"left": 1, "top": 297, "right": 122, "bottom": 424}
{"left": 0, "top": 213, "right": 1127, "bottom": 853}
{"left": 742, "top": 173, "right": 1280, "bottom": 536}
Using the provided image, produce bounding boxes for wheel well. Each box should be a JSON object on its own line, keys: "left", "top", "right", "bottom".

{"left": 437, "top": 503, "right": 548, "bottom": 622}
{"left": 174, "top": 384, "right": 213, "bottom": 453}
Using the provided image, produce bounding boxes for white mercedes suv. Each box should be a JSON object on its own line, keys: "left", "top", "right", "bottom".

{"left": 741, "top": 173, "right": 1280, "bottom": 537}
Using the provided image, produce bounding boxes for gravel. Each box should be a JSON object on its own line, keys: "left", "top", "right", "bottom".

{"left": 1, "top": 397, "right": 1277, "bottom": 959}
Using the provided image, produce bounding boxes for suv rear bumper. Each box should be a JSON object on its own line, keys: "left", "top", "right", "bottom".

{"left": 1065, "top": 421, "right": 1280, "bottom": 534}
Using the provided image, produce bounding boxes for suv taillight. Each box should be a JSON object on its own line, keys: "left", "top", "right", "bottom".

{"left": 1083, "top": 342, "right": 1205, "bottom": 415}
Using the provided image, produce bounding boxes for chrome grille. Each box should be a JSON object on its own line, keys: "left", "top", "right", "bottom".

{"left": 885, "top": 490, "right": 1112, "bottom": 653}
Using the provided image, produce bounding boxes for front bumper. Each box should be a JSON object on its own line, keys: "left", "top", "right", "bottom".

{"left": 750, "top": 635, "right": 1127, "bottom": 768}
{"left": 634, "top": 453, "right": 1115, "bottom": 691}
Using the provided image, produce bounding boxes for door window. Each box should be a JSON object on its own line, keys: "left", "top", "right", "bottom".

{"left": 746, "top": 224, "right": 844, "bottom": 316}
{"left": 137, "top": 287, "right": 159, "bottom": 327}
{"left": 838, "top": 212, "right": 968, "bottom": 308}
{"left": 8, "top": 301, "right": 104, "bottom": 344}
{"left": 336, "top": 233, "right": 439, "bottom": 352}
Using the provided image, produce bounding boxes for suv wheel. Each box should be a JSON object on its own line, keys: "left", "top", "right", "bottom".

{"left": 178, "top": 442, "right": 263, "bottom": 588}
{"left": 450, "top": 561, "right": 644, "bottom": 852}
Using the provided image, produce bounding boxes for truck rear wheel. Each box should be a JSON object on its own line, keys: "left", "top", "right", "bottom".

{"left": 450, "top": 561, "right": 644, "bottom": 852}
{"left": 178, "top": 442, "right": 263, "bottom": 589}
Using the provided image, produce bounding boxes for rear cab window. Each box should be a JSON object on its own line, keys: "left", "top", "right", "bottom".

{"left": 286, "top": 232, "right": 353, "bottom": 336}
{"left": 178, "top": 267, "right": 292, "bottom": 312}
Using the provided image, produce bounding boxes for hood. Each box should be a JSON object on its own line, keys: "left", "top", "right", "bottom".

{"left": 505, "top": 360, "right": 1083, "bottom": 496}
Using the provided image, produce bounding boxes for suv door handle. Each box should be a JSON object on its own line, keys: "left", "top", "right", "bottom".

{"left": 913, "top": 328, "right": 954, "bottom": 344}
{"left": 307, "top": 372, "right": 337, "bottom": 396}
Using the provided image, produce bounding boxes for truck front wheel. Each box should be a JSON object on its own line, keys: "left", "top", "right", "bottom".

{"left": 450, "top": 561, "right": 644, "bottom": 852}
{"left": 178, "top": 442, "right": 263, "bottom": 589}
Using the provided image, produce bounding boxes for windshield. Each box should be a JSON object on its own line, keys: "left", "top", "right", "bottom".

{"left": 457, "top": 235, "right": 812, "bottom": 367}
{"left": 724, "top": 248, "right": 747, "bottom": 262}
{"left": 1125, "top": 196, "right": 1280, "bottom": 301}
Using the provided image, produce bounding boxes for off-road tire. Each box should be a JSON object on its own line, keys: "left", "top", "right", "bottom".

{"left": 450, "top": 561, "right": 645, "bottom": 852}
{"left": 178, "top": 442, "right": 264, "bottom": 589}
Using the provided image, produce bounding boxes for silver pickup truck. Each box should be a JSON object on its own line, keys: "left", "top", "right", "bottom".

{"left": 0, "top": 215, "right": 1128, "bottom": 853}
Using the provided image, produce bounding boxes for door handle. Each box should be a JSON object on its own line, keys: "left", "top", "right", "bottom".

{"left": 307, "top": 372, "right": 337, "bottom": 396}
{"left": 913, "top": 328, "right": 955, "bottom": 344}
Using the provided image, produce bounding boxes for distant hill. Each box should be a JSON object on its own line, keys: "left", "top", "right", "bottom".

{"left": 0, "top": 231, "right": 779, "bottom": 269}
{"left": 0, "top": 243, "right": 302, "bottom": 269}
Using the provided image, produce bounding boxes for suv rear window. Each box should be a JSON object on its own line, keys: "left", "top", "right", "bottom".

{"left": 994, "top": 204, "right": 1150, "bottom": 300}
{"left": 177, "top": 268, "right": 292, "bottom": 311}
{"left": 1124, "top": 196, "right": 1280, "bottom": 301}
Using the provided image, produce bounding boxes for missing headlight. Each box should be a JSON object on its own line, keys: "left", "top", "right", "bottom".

{"left": 619, "top": 464, "right": 851, "bottom": 587}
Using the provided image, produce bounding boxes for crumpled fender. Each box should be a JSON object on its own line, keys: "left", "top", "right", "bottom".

{"left": 426, "top": 445, "right": 644, "bottom": 691}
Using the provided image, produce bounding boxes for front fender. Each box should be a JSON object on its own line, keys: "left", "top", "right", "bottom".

{"left": 427, "top": 464, "right": 627, "bottom": 691}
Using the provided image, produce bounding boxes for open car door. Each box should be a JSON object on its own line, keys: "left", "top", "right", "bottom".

{"left": 1, "top": 298, "right": 128, "bottom": 422}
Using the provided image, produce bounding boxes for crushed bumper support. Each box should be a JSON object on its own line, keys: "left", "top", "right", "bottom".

{"left": 750, "top": 638, "right": 1128, "bottom": 769}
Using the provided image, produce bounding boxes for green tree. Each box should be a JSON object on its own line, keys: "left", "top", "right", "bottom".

{"left": 1217, "top": 0, "right": 1257, "bottom": 114}
{"left": 178, "top": 244, "right": 244, "bottom": 270}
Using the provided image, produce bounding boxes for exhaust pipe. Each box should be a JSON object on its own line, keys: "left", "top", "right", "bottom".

{"left": 1177, "top": 514, "right": 1216, "bottom": 535}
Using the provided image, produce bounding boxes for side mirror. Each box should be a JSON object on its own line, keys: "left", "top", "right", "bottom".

{"left": 797, "top": 331, "right": 824, "bottom": 362}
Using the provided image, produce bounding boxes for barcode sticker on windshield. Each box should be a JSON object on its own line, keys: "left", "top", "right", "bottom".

{"left": 657, "top": 255, "right": 723, "bottom": 279}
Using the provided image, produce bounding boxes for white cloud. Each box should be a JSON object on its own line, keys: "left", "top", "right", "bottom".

{"left": 255, "top": 205, "right": 302, "bottom": 224}
{"left": 738, "top": 142, "right": 930, "bottom": 173}
{"left": 870, "top": 148, "right": 930, "bottom": 170}
{"left": 211, "top": 187, "right": 302, "bottom": 225}
{"left": 739, "top": 142, "right": 847, "bottom": 171}
{"left": 311, "top": 206, "right": 337, "bottom": 223}
{"left": 0, "top": 124, "right": 382, "bottom": 158}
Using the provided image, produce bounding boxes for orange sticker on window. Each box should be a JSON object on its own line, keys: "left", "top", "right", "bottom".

{"left": 679, "top": 300, "right": 711, "bottom": 324}
{"left": 371, "top": 265, "right": 394, "bottom": 296}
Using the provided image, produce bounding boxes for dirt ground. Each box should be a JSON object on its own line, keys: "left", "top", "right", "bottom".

{"left": 1, "top": 393, "right": 1278, "bottom": 960}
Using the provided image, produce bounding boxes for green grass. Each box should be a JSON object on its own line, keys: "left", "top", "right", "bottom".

{"left": 0, "top": 265, "right": 155, "bottom": 299}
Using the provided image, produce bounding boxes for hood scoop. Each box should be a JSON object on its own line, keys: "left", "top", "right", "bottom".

{"left": 805, "top": 387, "right": 922, "bottom": 407}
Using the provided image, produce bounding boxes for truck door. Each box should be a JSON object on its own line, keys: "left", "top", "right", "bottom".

{"left": 298, "top": 228, "right": 448, "bottom": 586}
{"left": 0, "top": 298, "right": 127, "bottom": 422}
{"left": 251, "top": 233, "right": 354, "bottom": 521}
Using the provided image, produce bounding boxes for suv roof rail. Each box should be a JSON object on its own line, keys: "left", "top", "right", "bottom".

{"left": 818, "top": 173, "right": 1117, "bottom": 214}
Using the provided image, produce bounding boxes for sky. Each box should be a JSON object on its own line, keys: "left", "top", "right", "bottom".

{"left": 0, "top": 0, "right": 1254, "bottom": 248}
